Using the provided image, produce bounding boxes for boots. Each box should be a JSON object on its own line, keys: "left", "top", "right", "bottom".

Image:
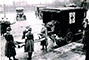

{"left": 13, "top": 56, "right": 18, "bottom": 60}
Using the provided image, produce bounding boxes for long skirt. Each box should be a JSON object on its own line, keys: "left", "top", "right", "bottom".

{"left": 5, "top": 41, "right": 16, "bottom": 57}
{"left": 25, "top": 40, "right": 34, "bottom": 53}
{"left": 40, "top": 37, "right": 48, "bottom": 46}
{"left": 41, "top": 40, "right": 46, "bottom": 46}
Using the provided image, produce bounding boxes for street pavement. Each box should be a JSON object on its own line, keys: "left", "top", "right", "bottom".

{"left": 0, "top": 11, "right": 87, "bottom": 60}
{"left": 0, "top": 36, "right": 86, "bottom": 60}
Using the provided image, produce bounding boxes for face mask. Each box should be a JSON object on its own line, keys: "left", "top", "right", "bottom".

{"left": 7, "top": 31, "right": 10, "bottom": 34}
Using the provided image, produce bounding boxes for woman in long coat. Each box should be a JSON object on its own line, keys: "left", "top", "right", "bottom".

{"left": 40, "top": 24, "right": 48, "bottom": 51}
{"left": 4, "top": 27, "right": 17, "bottom": 60}
{"left": 24, "top": 27, "right": 34, "bottom": 60}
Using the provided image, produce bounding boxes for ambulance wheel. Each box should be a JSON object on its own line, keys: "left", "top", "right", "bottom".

{"left": 65, "top": 31, "right": 73, "bottom": 43}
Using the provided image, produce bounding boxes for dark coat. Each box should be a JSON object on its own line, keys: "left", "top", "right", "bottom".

{"left": 25, "top": 32, "right": 34, "bottom": 52}
{"left": 85, "top": 29, "right": 89, "bottom": 60}
{"left": 0, "top": 21, "right": 11, "bottom": 35}
{"left": 4, "top": 33, "right": 16, "bottom": 57}
{"left": 85, "top": 29, "right": 89, "bottom": 48}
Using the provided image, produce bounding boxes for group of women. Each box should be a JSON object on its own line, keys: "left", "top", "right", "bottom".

{"left": 4, "top": 26, "right": 34, "bottom": 60}
{"left": 3, "top": 22, "right": 56, "bottom": 60}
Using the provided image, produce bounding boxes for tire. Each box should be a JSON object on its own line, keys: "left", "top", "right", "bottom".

{"left": 65, "top": 31, "right": 73, "bottom": 43}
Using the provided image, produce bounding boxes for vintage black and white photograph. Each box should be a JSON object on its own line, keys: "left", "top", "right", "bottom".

{"left": 0, "top": 0, "right": 89, "bottom": 60}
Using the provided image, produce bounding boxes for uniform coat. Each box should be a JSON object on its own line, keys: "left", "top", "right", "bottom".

{"left": 85, "top": 29, "right": 89, "bottom": 60}
{"left": 4, "top": 33, "right": 16, "bottom": 57}
{"left": 25, "top": 32, "right": 34, "bottom": 53}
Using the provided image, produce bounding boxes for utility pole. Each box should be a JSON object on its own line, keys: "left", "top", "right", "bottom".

{"left": 3, "top": 4, "right": 6, "bottom": 18}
